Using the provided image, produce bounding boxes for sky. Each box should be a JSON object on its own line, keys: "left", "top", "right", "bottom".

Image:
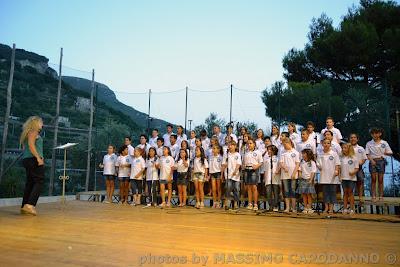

{"left": 0, "top": 0, "right": 361, "bottom": 131}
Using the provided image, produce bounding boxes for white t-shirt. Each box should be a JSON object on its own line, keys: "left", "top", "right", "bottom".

{"left": 264, "top": 155, "right": 280, "bottom": 185}
{"left": 176, "top": 134, "right": 187, "bottom": 148}
{"left": 320, "top": 127, "right": 342, "bottom": 144}
{"left": 127, "top": 144, "right": 135, "bottom": 158}
{"left": 243, "top": 150, "right": 263, "bottom": 169}
{"left": 340, "top": 155, "right": 359, "bottom": 181}
{"left": 223, "top": 152, "right": 242, "bottom": 182}
{"left": 193, "top": 157, "right": 208, "bottom": 174}
{"left": 228, "top": 133, "right": 238, "bottom": 143}
{"left": 149, "top": 136, "right": 158, "bottom": 148}
{"left": 116, "top": 155, "right": 131, "bottom": 178}
{"left": 206, "top": 147, "right": 213, "bottom": 159}
{"left": 365, "top": 140, "right": 392, "bottom": 159}
{"left": 297, "top": 139, "right": 316, "bottom": 156}
{"left": 307, "top": 131, "right": 320, "bottom": 144}
{"left": 201, "top": 138, "right": 210, "bottom": 152}
{"left": 163, "top": 132, "right": 174, "bottom": 147}
{"left": 156, "top": 146, "right": 164, "bottom": 158}
{"left": 169, "top": 143, "right": 180, "bottom": 159}
{"left": 259, "top": 149, "right": 267, "bottom": 173}
{"left": 316, "top": 150, "right": 340, "bottom": 184}
{"left": 175, "top": 158, "right": 189, "bottom": 173}
{"left": 130, "top": 156, "right": 145, "bottom": 180}
{"left": 208, "top": 154, "right": 223, "bottom": 174}
{"left": 289, "top": 132, "right": 300, "bottom": 147}
{"left": 353, "top": 144, "right": 367, "bottom": 166}
{"left": 145, "top": 157, "right": 159, "bottom": 181}
{"left": 102, "top": 153, "right": 117, "bottom": 175}
{"left": 136, "top": 143, "right": 151, "bottom": 154}
{"left": 271, "top": 135, "right": 280, "bottom": 148}
{"left": 255, "top": 138, "right": 264, "bottom": 151}
{"left": 215, "top": 132, "right": 225, "bottom": 146}
{"left": 157, "top": 156, "right": 175, "bottom": 180}
{"left": 300, "top": 160, "right": 317, "bottom": 180}
{"left": 279, "top": 148, "right": 300, "bottom": 180}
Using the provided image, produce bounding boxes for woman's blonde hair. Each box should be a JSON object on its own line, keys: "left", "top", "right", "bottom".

{"left": 342, "top": 143, "right": 355, "bottom": 158}
{"left": 20, "top": 116, "right": 43, "bottom": 145}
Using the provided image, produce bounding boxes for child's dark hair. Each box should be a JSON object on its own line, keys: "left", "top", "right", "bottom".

{"left": 323, "top": 130, "right": 333, "bottom": 137}
{"left": 264, "top": 136, "right": 271, "bottom": 141}
{"left": 306, "top": 121, "right": 315, "bottom": 127}
{"left": 125, "top": 136, "right": 131, "bottom": 141}
{"left": 301, "top": 128, "right": 308, "bottom": 133}
{"left": 118, "top": 144, "right": 128, "bottom": 154}
{"left": 212, "top": 145, "right": 223, "bottom": 156}
{"left": 140, "top": 134, "right": 147, "bottom": 140}
{"left": 301, "top": 148, "right": 315, "bottom": 162}
{"left": 107, "top": 144, "right": 115, "bottom": 150}
{"left": 200, "top": 129, "right": 207, "bottom": 137}
{"left": 157, "top": 137, "right": 164, "bottom": 144}
{"left": 267, "top": 145, "right": 278, "bottom": 156}
{"left": 195, "top": 146, "right": 206, "bottom": 165}
{"left": 147, "top": 147, "right": 157, "bottom": 160}
{"left": 177, "top": 148, "right": 188, "bottom": 161}
{"left": 167, "top": 124, "right": 173, "bottom": 128}
{"left": 370, "top": 127, "right": 383, "bottom": 135}
{"left": 180, "top": 140, "right": 189, "bottom": 149}
{"left": 152, "top": 128, "right": 159, "bottom": 133}
{"left": 281, "top": 131, "right": 289, "bottom": 138}
{"left": 170, "top": 134, "right": 177, "bottom": 140}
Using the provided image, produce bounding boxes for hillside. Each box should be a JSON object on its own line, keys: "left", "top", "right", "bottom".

{"left": 62, "top": 76, "right": 171, "bottom": 130}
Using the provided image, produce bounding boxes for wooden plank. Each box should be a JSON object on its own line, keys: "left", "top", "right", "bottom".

{"left": 0, "top": 201, "right": 399, "bottom": 267}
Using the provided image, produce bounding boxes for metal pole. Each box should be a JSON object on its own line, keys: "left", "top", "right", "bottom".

{"left": 85, "top": 69, "right": 95, "bottom": 191}
{"left": 184, "top": 86, "right": 188, "bottom": 133}
{"left": 396, "top": 110, "right": 400, "bottom": 153}
{"left": 147, "top": 89, "right": 151, "bottom": 138}
{"left": 93, "top": 84, "right": 98, "bottom": 191}
{"left": 384, "top": 77, "right": 391, "bottom": 143}
{"left": 49, "top": 47, "right": 63, "bottom": 196}
{"left": 188, "top": 120, "right": 193, "bottom": 132}
{"left": 0, "top": 43, "right": 16, "bottom": 181}
{"left": 229, "top": 84, "right": 233, "bottom": 123}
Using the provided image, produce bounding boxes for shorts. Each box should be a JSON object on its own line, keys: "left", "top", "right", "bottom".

{"left": 322, "top": 184, "right": 337, "bottom": 204}
{"left": 132, "top": 179, "right": 143, "bottom": 194}
{"left": 296, "top": 178, "right": 316, "bottom": 194}
{"left": 192, "top": 172, "right": 205, "bottom": 182}
{"left": 104, "top": 175, "right": 115, "bottom": 180}
{"left": 159, "top": 179, "right": 171, "bottom": 185}
{"left": 342, "top": 180, "right": 356, "bottom": 192}
{"left": 369, "top": 159, "right": 386, "bottom": 174}
{"left": 210, "top": 172, "right": 221, "bottom": 179}
{"left": 177, "top": 172, "right": 188, "bottom": 186}
{"left": 282, "top": 179, "right": 297, "bottom": 198}
{"left": 118, "top": 177, "right": 129, "bottom": 182}
{"left": 356, "top": 168, "right": 365, "bottom": 182}
{"left": 243, "top": 169, "right": 258, "bottom": 185}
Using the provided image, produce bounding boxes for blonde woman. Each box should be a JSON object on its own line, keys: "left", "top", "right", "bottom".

{"left": 20, "top": 116, "right": 44, "bottom": 216}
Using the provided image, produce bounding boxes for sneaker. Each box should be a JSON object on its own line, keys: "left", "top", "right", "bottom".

{"left": 247, "top": 203, "right": 253, "bottom": 210}
{"left": 146, "top": 203, "right": 151, "bottom": 207}
{"left": 196, "top": 202, "right": 200, "bottom": 209}
{"left": 292, "top": 209, "right": 297, "bottom": 213}
{"left": 166, "top": 202, "right": 171, "bottom": 208}
{"left": 342, "top": 209, "right": 348, "bottom": 214}
{"left": 253, "top": 205, "right": 258, "bottom": 211}
{"left": 103, "top": 200, "right": 110, "bottom": 204}
{"left": 283, "top": 209, "right": 290, "bottom": 213}
{"left": 130, "top": 202, "right": 136, "bottom": 206}
{"left": 159, "top": 202, "right": 166, "bottom": 208}
{"left": 302, "top": 209, "right": 308, "bottom": 214}
{"left": 233, "top": 202, "right": 238, "bottom": 210}
{"left": 200, "top": 202, "right": 205, "bottom": 208}
{"left": 308, "top": 209, "right": 315, "bottom": 214}
{"left": 273, "top": 207, "right": 279, "bottom": 212}
{"left": 349, "top": 209, "right": 355, "bottom": 215}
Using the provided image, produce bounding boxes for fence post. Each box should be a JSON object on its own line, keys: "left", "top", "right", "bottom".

{"left": 49, "top": 47, "right": 63, "bottom": 196}
{"left": 0, "top": 43, "right": 16, "bottom": 182}
{"left": 85, "top": 69, "right": 95, "bottom": 191}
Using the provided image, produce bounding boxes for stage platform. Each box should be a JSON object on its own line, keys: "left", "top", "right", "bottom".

{"left": 0, "top": 200, "right": 399, "bottom": 267}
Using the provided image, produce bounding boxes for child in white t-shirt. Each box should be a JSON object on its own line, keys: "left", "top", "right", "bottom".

{"left": 222, "top": 141, "right": 242, "bottom": 210}
{"left": 209, "top": 145, "right": 223, "bottom": 208}
{"left": 279, "top": 137, "right": 300, "bottom": 213}
{"left": 243, "top": 139, "right": 263, "bottom": 211}
{"left": 349, "top": 133, "right": 367, "bottom": 205}
{"left": 270, "top": 124, "right": 281, "bottom": 148}
{"left": 297, "top": 149, "right": 317, "bottom": 214}
{"left": 365, "top": 127, "right": 393, "bottom": 201}
{"left": 115, "top": 145, "right": 131, "bottom": 204}
{"left": 340, "top": 143, "right": 359, "bottom": 214}
{"left": 193, "top": 147, "right": 209, "bottom": 209}
{"left": 297, "top": 129, "right": 316, "bottom": 156}
{"left": 264, "top": 145, "right": 280, "bottom": 212}
{"left": 145, "top": 147, "right": 159, "bottom": 206}
{"left": 131, "top": 147, "right": 146, "bottom": 206}
{"left": 156, "top": 146, "right": 175, "bottom": 208}
{"left": 99, "top": 145, "right": 117, "bottom": 204}
{"left": 320, "top": 116, "right": 342, "bottom": 144}
{"left": 288, "top": 122, "right": 300, "bottom": 147}
{"left": 173, "top": 149, "right": 190, "bottom": 207}
{"left": 316, "top": 139, "right": 340, "bottom": 214}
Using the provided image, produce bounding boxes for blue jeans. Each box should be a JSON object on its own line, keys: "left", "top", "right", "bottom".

{"left": 282, "top": 179, "right": 297, "bottom": 198}
{"left": 225, "top": 179, "right": 240, "bottom": 202}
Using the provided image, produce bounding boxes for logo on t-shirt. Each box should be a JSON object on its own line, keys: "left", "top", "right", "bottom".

{"left": 307, "top": 162, "right": 312, "bottom": 167}
{"left": 348, "top": 160, "right": 353, "bottom": 165}
{"left": 358, "top": 149, "right": 362, "bottom": 153}
{"left": 252, "top": 152, "right": 257, "bottom": 157}
{"left": 217, "top": 158, "right": 221, "bottom": 162}
{"left": 235, "top": 156, "right": 239, "bottom": 160}
{"left": 306, "top": 144, "right": 311, "bottom": 148}
{"left": 126, "top": 158, "right": 129, "bottom": 163}
{"left": 111, "top": 155, "right": 115, "bottom": 160}
{"left": 135, "top": 159, "right": 140, "bottom": 163}
{"left": 381, "top": 144, "right": 386, "bottom": 148}
{"left": 291, "top": 153, "right": 296, "bottom": 158}
{"left": 329, "top": 156, "right": 334, "bottom": 160}
{"left": 166, "top": 160, "right": 170, "bottom": 163}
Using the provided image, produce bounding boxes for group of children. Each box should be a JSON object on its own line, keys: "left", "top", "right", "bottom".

{"left": 100, "top": 118, "right": 393, "bottom": 214}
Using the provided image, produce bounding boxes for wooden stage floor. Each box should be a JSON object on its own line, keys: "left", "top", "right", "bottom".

{"left": 0, "top": 201, "right": 399, "bottom": 267}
